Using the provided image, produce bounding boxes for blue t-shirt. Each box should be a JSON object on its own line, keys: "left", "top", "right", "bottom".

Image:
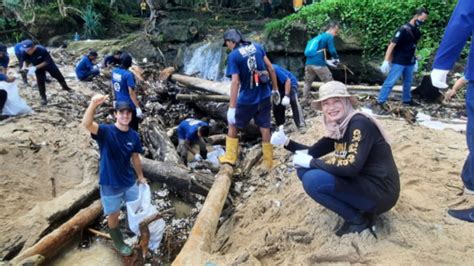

{"left": 112, "top": 67, "right": 136, "bottom": 108}
{"left": 177, "top": 118, "right": 208, "bottom": 142}
{"left": 75, "top": 55, "right": 94, "bottom": 80}
{"left": 305, "top": 32, "right": 339, "bottom": 66}
{"left": 0, "top": 54, "right": 9, "bottom": 68}
{"left": 92, "top": 124, "right": 143, "bottom": 188}
{"left": 0, "top": 73, "right": 7, "bottom": 81}
{"left": 273, "top": 64, "right": 298, "bottom": 95}
{"left": 104, "top": 55, "right": 121, "bottom": 67}
{"left": 226, "top": 42, "right": 271, "bottom": 105}
{"left": 14, "top": 43, "right": 24, "bottom": 68}
{"left": 22, "top": 45, "right": 57, "bottom": 69}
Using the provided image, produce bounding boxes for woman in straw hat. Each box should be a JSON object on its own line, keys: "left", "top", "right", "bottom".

{"left": 271, "top": 81, "right": 400, "bottom": 236}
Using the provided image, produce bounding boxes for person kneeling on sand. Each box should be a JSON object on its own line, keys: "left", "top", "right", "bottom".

{"left": 82, "top": 94, "right": 147, "bottom": 256}
{"left": 271, "top": 81, "right": 400, "bottom": 236}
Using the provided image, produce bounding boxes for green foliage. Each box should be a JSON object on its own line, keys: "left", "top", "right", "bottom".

{"left": 266, "top": 0, "right": 458, "bottom": 62}
{"left": 81, "top": 4, "right": 102, "bottom": 38}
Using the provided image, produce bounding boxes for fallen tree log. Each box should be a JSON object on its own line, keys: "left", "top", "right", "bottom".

{"left": 10, "top": 200, "right": 103, "bottom": 265}
{"left": 176, "top": 94, "right": 230, "bottom": 102}
{"left": 141, "top": 157, "right": 215, "bottom": 196}
{"left": 142, "top": 118, "right": 181, "bottom": 164}
{"left": 171, "top": 74, "right": 230, "bottom": 96}
{"left": 298, "top": 81, "right": 415, "bottom": 93}
{"left": 172, "top": 164, "right": 234, "bottom": 265}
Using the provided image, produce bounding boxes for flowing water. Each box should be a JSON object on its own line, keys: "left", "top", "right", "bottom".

{"left": 183, "top": 41, "right": 227, "bottom": 81}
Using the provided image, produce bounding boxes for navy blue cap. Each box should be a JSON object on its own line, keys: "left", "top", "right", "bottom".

{"left": 223, "top": 29, "right": 243, "bottom": 47}
{"left": 115, "top": 101, "right": 133, "bottom": 111}
{"left": 21, "top": 39, "right": 34, "bottom": 51}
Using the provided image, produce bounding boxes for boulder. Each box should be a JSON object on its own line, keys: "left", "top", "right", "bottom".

{"left": 158, "top": 19, "right": 203, "bottom": 43}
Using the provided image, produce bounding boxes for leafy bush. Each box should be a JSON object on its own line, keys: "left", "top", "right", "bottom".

{"left": 81, "top": 4, "right": 102, "bottom": 38}
{"left": 265, "top": 0, "right": 457, "bottom": 63}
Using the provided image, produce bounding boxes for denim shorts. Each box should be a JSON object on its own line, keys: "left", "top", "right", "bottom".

{"left": 100, "top": 183, "right": 139, "bottom": 215}
{"left": 235, "top": 97, "right": 271, "bottom": 129}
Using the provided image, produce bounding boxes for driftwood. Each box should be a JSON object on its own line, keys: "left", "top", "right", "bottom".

{"left": 141, "top": 157, "right": 215, "bottom": 196}
{"left": 171, "top": 74, "right": 230, "bottom": 96}
{"left": 207, "top": 134, "right": 226, "bottom": 145}
{"left": 172, "top": 164, "right": 234, "bottom": 265}
{"left": 298, "top": 81, "right": 415, "bottom": 93}
{"left": 142, "top": 118, "right": 181, "bottom": 163}
{"left": 10, "top": 200, "right": 103, "bottom": 265}
{"left": 159, "top": 67, "right": 176, "bottom": 81}
{"left": 176, "top": 94, "right": 230, "bottom": 102}
{"left": 138, "top": 213, "right": 163, "bottom": 259}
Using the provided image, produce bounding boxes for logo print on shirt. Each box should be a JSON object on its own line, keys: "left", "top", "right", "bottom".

{"left": 126, "top": 142, "right": 133, "bottom": 147}
{"left": 112, "top": 72, "right": 122, "bottom": 92}
{"left": 238, "top": 44, "right": 257, "bottom": 58}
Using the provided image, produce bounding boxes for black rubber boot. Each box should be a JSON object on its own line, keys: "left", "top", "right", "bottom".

{"left": 108, "top": 227, "right": 133, "bottom": 256}
{"left": 59, "top": 81, "right": 72, "bottom": 92}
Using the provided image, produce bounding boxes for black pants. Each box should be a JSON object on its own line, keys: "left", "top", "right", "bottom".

{"left": 273, "top": 91, "right": 306, "bottom": 127}
{"left": 35, "top": 66, "right": 67, "bottom": 100}
{"left": 0, "top": 89, "right": 7, "bottom": 112}
{"left": 130, "top": 109, "right": 139, "bottom": 132}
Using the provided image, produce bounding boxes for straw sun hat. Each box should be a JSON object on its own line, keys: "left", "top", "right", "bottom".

{"left": 311, "top": 81, "right": 358, "bottom": 110}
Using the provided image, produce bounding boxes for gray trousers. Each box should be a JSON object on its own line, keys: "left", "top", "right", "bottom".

{"left": 303, "top": 65, "right": 333, "bottom": 97}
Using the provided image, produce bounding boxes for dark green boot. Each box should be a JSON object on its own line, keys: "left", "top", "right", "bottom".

{"left": 108, "top": 227, "right": 133, "bottom": 256}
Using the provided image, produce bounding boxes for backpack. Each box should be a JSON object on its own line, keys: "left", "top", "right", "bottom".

{"left": 304, "top": 35, "right": 322, "bottom": 57}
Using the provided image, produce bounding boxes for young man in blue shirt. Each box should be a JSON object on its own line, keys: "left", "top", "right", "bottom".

{"left": 82, "top": 94, "right": 147, "bottom": 256}
{"left": 303, "top": 21, "right": 340, "bottom": 97}
{"left": 13, "top": 41, "right": 29, "bottom": 85}
{"left": 76, "top": 50, "right": 100, "bottom": 81}
{"left": 272, "top": 64, "right": 305, "bottom": 128}
{"left": 112, "top": 53, "right": 142, "bottom": 131}
{"left": 177, "top": 118, "right": 210, "bottom": 165}
{"left": 375, "top": 7, "right": 429, "bottom": 114}
{"left": 430, "top": 0, "right": 474, "bottom": 222}
{"left": 219, "top": 29, "right": 280, "bottom": 169}
{"left": 103, "top": 50, "right": 122, "bottom": 68}
{"left": 21, "top": 40, "right": 73, "bottom": 105}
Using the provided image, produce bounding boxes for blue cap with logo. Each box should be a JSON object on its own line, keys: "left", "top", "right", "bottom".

{"left": 21, "top": 39, "right": 34, "bottom": 51}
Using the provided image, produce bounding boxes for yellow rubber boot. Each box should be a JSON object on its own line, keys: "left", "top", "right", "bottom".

{"left": 219, "top": 136, "right": 239, "bottom": 166}
{"left": 262, "top": 142, "right": 274, "bottom": 170}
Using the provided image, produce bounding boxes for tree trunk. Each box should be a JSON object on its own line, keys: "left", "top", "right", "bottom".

{"left": 298, "top": 81, "right": 415, "bottom": 93}
{"left": 10, "top": 200, "right": 103, "bottom": 265}
{"left": 176, "top": 94, "right": 230, "bottom": 102}
{"left": 172, "top": 164, "right": 234, "bottom": 265}
{"left": 171, "top": 74, "right": 230, "bottom": 96}
{"left": 141, "top": 157, "right": 215, "bottom": 196}
{"left": 142, "top": 118, "right": 181, "bottom": 163}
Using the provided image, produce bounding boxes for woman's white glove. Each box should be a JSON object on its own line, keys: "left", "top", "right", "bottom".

{"left": 270, "top": 125, "right": 288, "bottom": 146}
{"left": 292, "top": 152, "right": 313, "bottom": 168}
{"left": 227, "top": 107, "right": 236, "bottom": 124}
{"left": 136, "top": 107, "right": 143, "bottom": 118}
{"left": 380, "top": 60, "right": 390, "bottom": 74}
{"left": 27, "top": 66, "right": 37, "bottom": 76}
{"left": 431, "top": 69, "right": 449, "bottom": 89}
{"left": 281, "top": 96, "right": 290, "bottom": 106}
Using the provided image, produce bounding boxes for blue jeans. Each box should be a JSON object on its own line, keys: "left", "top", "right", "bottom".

{"left": 297, "top": 168, "right": 376, "bottom": 223}
{"left": 377, "top": 63, "right": 415, "bottom": 104}
{"left": 461, "top": 81, "right": 474, "bottom": 190}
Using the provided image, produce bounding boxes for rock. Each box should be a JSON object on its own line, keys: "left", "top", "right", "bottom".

{"left": 158, "top": 19, "right": 203, "bottom": 43}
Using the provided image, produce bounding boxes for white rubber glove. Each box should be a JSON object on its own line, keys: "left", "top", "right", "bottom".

{"left": 326, "top": 59, "right": 340, "bottom": 68}
{"left": 270, "top": 125, "right": 288, "bottom": 146}
{"left": 93, "top": 64, "right": 100, "bottom": 70}
{"left": 271, "top": 90, "right": 281, "bottom": 105}
{"left": 281, "top": 95, "right": 290, "bottom": 106}
{"left": 194, "top": 153, "right": 202, "bottom": 161}
{"left": 292, "top": 152, "right": 313, "bottom": 168}
{"left": 380, "top": 60, "right": 390, "bottom": 74}
{"left": 227, "top": 107, "right": 236, "bottom": 125}
{"left": 413, "top": 60, "right": 418, "bottom": 73}
{"left": 431, "top": 69, "right": 449, "bottom": 89}
{"left": 27, "top": 66, "right": 37, "bottom": 76}
{"left": 136, "top": 107, "right": 143, "bottom": 118}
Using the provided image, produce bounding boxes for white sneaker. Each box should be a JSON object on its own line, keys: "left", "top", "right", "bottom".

{"left": 464, "top": 187, "right": 474, "bottom": 195}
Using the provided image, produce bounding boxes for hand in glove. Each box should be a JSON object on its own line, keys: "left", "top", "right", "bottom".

{"left": 27, "top": 66, "right": 37, "bottom": 76}
{"left": 281, "top": 95, "right": 290, "bottom": 106}
{"left": 292, "top": 152, "right": 313, "bottom": 168}
{"left": 413, "top": 60, "right": 419, "bottom": 73}
{"left": 270, "top": 125, "right": 288, "bottom": 146}
{"left": 227, "top": 107, "right": 236, "bottom": 125}
{"left": 271, "top": 90, "right": 281, "bottom": 105}
{"left": 194, "top": 153, "right": 202, "bottom": 161}
{"left": 380, "top": 60, "right": 390, "bottom": 74}
{"left": 326, "top": 59, "right": 340, "bottom": 68}
{"left": 431, "top": 69, "right": 449, "bottom": 89}
{"left": 136, "top": 107, "right": 143, "bottom": 118}
{"left": 93, "top": 64, "right": 100, "bottom": 70}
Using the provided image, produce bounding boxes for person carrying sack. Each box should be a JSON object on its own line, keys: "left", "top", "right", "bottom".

{"left": 303, "top": 21, "right": 340, "bottom": 98}
{"left": 219, "top": 28, "right": 280, "bottom": 170}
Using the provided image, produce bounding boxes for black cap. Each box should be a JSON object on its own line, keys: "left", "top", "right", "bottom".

{"left": 87, "top": 50, "right": 98, "bottom": 57}
{"left": 223, "top": 29, "right": 243, "bottom": 47}
{"left": 120, "top": 53, "right": 132, "bottom": 69}
{"left": 0, "top": 45, "right": 6, "bottom": 53}
{"left": 115, "top": 101, "right": 133, "bottom": 111}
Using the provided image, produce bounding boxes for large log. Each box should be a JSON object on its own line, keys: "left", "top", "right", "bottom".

{"left": 141, "top": 157, "right": 215, "bottom": 196}
{"left": 298, "top": 81, "right": 415, "bottom": 93}
{"left": 10, "top": 200, "right": 103, "bottom": 265}
{"left": 171, "top": 74, "right": 230, "bottom": 96}
{"left": 172, "top": 164, "right": 234, "bottom": 265}
{"left": 142, "top": 118, "right": 181, "bottom": 164}
{"left": 176, "top": 94, "right": 230, "bottom": 102}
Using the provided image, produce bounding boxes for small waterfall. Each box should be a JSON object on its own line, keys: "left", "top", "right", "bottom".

{"left": 183, "top": 41, "right": 227, "bottom": 81}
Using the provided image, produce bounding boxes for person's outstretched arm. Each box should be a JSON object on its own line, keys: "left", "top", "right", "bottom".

{"left": 82, "top": 94, "right": 109, "bottom": 135}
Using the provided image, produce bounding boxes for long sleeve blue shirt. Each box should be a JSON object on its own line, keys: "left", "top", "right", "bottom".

{"left": 75, "top": 55, "right": 94, "bottom": 80}
{"left": 432, "top": 0, "right": 474, "bottom": 81}
{"left": 305, "top": 32, "right": 339, "bottom": 67}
